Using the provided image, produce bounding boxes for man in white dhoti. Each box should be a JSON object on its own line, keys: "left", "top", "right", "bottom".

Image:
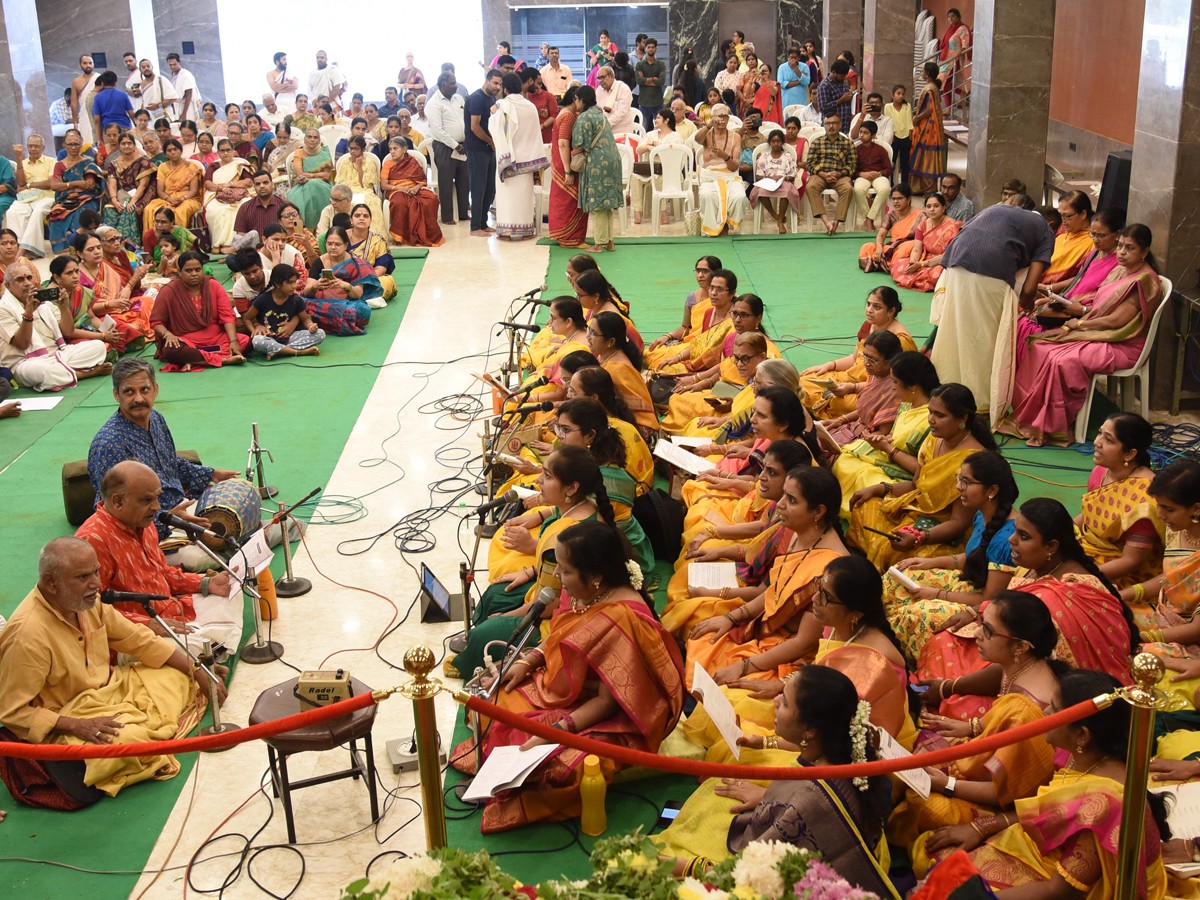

{"left": 71, "top": 56, "right": 101, "bottom": 145}
{"left": 0, "top": 261, "right": 110, "bottom": 391}
{"left": 694, "top": 103, "right": 747, "bottom": 236}
{"left": 5, "top": 136, "right": 55, "bottom": 258}
{"left": 489, "top": 73, "right": 549, "bottom": 240}
{"left": 929, "top": 203, "right": 1054, "bottom": 426}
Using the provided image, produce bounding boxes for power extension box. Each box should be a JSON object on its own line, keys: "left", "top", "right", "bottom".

{"left": 386, "top": 736, "right": 447, "bottom": 774}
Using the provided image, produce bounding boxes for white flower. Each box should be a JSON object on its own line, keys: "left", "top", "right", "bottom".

{"left": 681, "top": 876, "right": 728, "bottom": 899}
{"left": 850, "top": 699, "right": 872, "bottom": 792}
{"left": 731, "top": 840, "right": 791, "bottom": 899}
{"left": 363, "top": 855, "right": 441, "bottom": 899}
{"left": 626, "top": 559, "right": 644, "bottom": 590}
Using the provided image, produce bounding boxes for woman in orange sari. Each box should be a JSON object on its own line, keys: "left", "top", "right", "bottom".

{"left": 549, "top": 86, "right": 588, "bottom": 248}
{"left": 650, "top": 268, "right": 735, "bottom": 378}
{"left": 380, "top": 136, "right": 444, "bottom": 247}
{"left": 860, "top": 184, "right": 923, "bottom": 272}
{"left": 909, "top": 62, "right": 946, "bottom": 194}
{"left": 687, "top": 467, "right": 848, "bottom": 687}
{"left": 586, "top": 311, "right": 657, "bottom": 436}
{"left": 72, "top": 232, "right": 147, "bottom": 351}
{"left": 141, "top": 139, "right": 203, "bottom": 234}
{"left": 454, "top": 520, "right": 684, "bottom": 833}
{"left": 891, "top": 192, "right": 960, "bottom": 292}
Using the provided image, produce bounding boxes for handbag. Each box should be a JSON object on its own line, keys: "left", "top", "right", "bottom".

{"left": 648, "top": 374, "right": 678, "bottom": 407}
{"left": 684, "top": 209, "right": 702, "bottom": 236}
{"left": 570, "top": 115, "right": 609, "bottom": 172}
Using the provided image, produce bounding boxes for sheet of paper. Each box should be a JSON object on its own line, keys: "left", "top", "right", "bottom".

{"left": 886, "top": 566, "right": 921, "bottom": 593}
{"left": 1, "top": 395, "right": 62, "bottom": 411}
{"left": 1152, "top": 782, "right": 1200, "bottom": 840}
{"left": 692, "top": 663, "right": 744, "bottom": 760}
{"left": 874, "top": 726, "right": 931, "bottom": 799}
{"left": 461, "top": 743, "right": 560, "bottom": 801}
{"left": 753, "top": 177, "right": 783, "bottom": 191}
{"left": 687, "top": 562, "right": 739, "bottom": 592}
{"left": 511, "top": 485, "right": 538, "bottom": 499}
{"left": 671, "top": 436, "right": 709, "bottom": 448}
{"left": 654, "top": 439, "right": 716, "bottom": 477}
{"left": 235, "top": 528, "right": 275, "bottom": 578}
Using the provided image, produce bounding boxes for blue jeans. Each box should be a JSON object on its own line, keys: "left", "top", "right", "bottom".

{"left": 467, "top": 149, "right": 496, "bottom": 231}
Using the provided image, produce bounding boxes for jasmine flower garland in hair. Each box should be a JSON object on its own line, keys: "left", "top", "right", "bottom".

{"left": 625, "top": 559, "right": 644, "bottom": 590}
{"left": 850, "top": 700, "right": 871, "bottom": 792}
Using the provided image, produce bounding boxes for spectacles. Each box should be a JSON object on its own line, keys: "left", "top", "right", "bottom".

{"left": 731, "top": 354, "right": 756, "bottom": 364}
{"left": 730, "top": 310, "right": 755, "bottom": 319}
{"left": 694, "top": 267, "right": 711, "bottom": 273}
{"left": 955, "top": 474, "right": 984, "bottom": 489}
{"left": 979, "top": 620, "right": 1017, "bottom": 641}
{"left": 814, "top": 579, "right": 843, "bottom": 607}
{"left": 102, "top": 236, "right": 122, "bottom": 244}
{"left": 1089, "top": 230, "right": 1113, "bottom": 240}
{"left": 553, "top": 423, "right": 580, "bottom": 437}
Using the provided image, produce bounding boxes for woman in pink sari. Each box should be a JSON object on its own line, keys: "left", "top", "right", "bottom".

{"left": 1014, "top": 208, "right": 1124, "bottom": 368}
{"left": 937, "top": 8, "right": 972, "bottom": 110}
{"left": 549, "top": 87, "right": 588, "bottom": 248}
{"left": 890, "top": 192, "right": 960, "bottom": 292}
{"left": 1009, "top": 224, "right": 1163, "bottom": 447}
{"left": 149, "top": 251, "right": 249, "bottom": 371}
{"left": 916, "top": 498, "right": 1136, "bottom": 722}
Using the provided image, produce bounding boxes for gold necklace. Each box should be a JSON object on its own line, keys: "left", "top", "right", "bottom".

{"left": 1033, "top": 558, "right": 1065, "bottom": 580}
{"left": 1000, "top": 658, "right": 1038, "bottom": 695}
{"left": 570, "top": 585, "right": 614, "bottom": 614}
{"left": 1066, "top": 755, "right": 1106, "bottom": 780}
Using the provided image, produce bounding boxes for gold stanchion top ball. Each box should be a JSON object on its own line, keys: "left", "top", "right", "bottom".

{"left": 1131, "top": 651, "right": 1165, "bottom": 688}
{"left": 403, "top": 646, "right": 436, "bottom": 679}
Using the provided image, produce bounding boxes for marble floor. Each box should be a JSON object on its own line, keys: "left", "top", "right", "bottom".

{"left": 126, "top": 168, "right": 961, "bottom": 898}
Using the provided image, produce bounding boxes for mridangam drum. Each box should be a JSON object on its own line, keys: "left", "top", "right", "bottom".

{"left": 195, "top": 478, "right": 262, "bottom": 549}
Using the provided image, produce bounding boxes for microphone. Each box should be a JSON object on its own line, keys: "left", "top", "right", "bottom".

{"left": 472, "top": 489, "right": 521, "bottom": 516}
{"left": 511, "top": 375, "right": 548, "bottom": 398}
{"left": 497, "top": 321, "right": 541, "bottom": 334}
{"left": 158, "top": 511, "right": 237, "bottom": 548}
{"left": 512, "top": 400, "right": 554, "bottom": 416}
{"left": 525, "top": 295, "right": 552, "bottom": 308}
{"left": 511, "top": 586, "right": 556, "bottom": 638}
{"left": 101, "top": 589, "right": 169, "bottom": 606}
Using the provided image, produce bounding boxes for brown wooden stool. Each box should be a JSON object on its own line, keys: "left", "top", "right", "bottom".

{"left": 249, "top": 676, "right": 380, "bottom": 843}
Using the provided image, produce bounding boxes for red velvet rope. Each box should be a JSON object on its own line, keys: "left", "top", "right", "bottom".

{"left": 0, "top": 691, "right": 378, "bottom": 759}
{"left": 458, "top": 692, "right": 1105, "bottom": 780}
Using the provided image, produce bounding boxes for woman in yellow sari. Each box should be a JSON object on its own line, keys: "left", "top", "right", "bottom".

{"left": 1040, "top": 190, "right": 1094, "bottom": 289}
{"left": 585, "top": 311, "right": 657, "bottom": 436}
{"left": 662, "top": 440, "right": 813, "bottom": 637}
{"left": 650, "top": 269, "right": 736, "bottom": 378}
{"left": 518, "top": 297, "right": 590, "bottom": 406}
{"left": 848, "top": 384, "right": 993, "bottom": 571}
{"left": 1077, "top": 412, "right": 1164, "bottom": 591}
{"left": 454, "top": 520, "right": 684, "bottom": 834}
{"left": 687, "top": 467, "right": 847, "bottom": 686}
{"left": 334, "top": 136, "right": 385, "bottom": 234}
{"left": 644, "top": 255, "right": 721, "bottom": 368}
{"left": 939, "top": 670, "right": 1171, "bottom": 899}
{"left": 800, "top": 286, "right": 916, "bottom": 418}
{"left": 660, "top": 295, "right": 779, "bottom": 434}
{"left": 523, "top": 254, "right": 602, "bottom": 369}
{"left": 201, "top": 140, "right": 253, "bottom": 252}
{"left": 895, "top": 591, "right": 1061, "bottom": 860}
{"left": 566, "top": 366, "right": 653, "bottom": 494}
{"left": 141, "top": 139, "right": 202, "bottom": 235}
{"left": 670, "top": 332, "right": 769, "bottom": 439}
{"left": 573, "top": 268, "right": 642, "bottom": 351}
{"left": 833, "top": 350, "right": 936, "bottom": 517}
{"left": 346, "top": 204, "right": 396, "bottom": 302}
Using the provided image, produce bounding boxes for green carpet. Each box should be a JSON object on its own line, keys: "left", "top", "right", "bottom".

{"left": 0, "top": 251, "right": 425, "bottom": 898}
{"left": 444, "top": 235, "right": 1102, "bottom": 887}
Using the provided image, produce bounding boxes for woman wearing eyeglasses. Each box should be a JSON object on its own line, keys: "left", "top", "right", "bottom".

{"left": 891, "top": 591, "right": 1061, "bottom": 859}
{"left": 858, "top": 184, "right": 924, "bottom": 273}
{"left": 585, "top": 311, "right": 656, "bottom": 436}
{"left": 820, "top": 329, "right": 903, "bottom": 448}
{"left": 1039, "top": 190, "right": 1094, "bottom": 288}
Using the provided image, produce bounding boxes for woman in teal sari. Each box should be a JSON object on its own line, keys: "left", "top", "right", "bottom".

{"left": 289, "top": 128, "right": 334, "bottom": 229}
{"left": 301, "top": 226, "right": 379, "bottom": 336}
{"left": 48, "top": 130, "right": 105, "bottom": 252}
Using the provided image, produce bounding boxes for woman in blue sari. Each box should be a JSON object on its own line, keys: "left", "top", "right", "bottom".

{"left": 0, "top": 154, "right": 17, "bottom": 222}
{"left": 288, "top": 128, "right": 334, "bottom": 229}
{"left": 301, "top": 226, "right": 379, "bottom": 335}
{"left": 48, "top": 130, "right": 105, "bottom": 253}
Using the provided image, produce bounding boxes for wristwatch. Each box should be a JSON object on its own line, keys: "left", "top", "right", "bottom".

{"left": 944, "top": 775, "right": 957, "bottom": 795}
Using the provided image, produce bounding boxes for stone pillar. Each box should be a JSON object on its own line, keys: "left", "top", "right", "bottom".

{"left": 152, "top": 0, "right": 227, "bottom": 108}
{"left": 671, "top": 0, "right": 720, "bottom": 89}
{"left": 779, "top": 0, "right": 824, "bottom": 58}
{"left": 1128, "top": 0, "right": 1200, "bottom": 407}
{"left": 35, "top": 0, "right": 136, "bottom": 106}
{"left": 822, "top": 0, "right": 863, "bottom": 64}
{"left": 965, "top": 0, "right": 1054, "bottom": 210}
{"left": 0, "top": 0, "right": 52, "bottom": 149}
{"left": 863, "top": 0, "right": 914, "bottom": 95}
{"left": 482, "top": 0, "right": 510, "bottom": 70}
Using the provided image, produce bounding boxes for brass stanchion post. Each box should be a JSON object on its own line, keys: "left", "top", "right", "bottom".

{"left": 401, "top": 646, "right": 447, "bottom": 850}
{"left": 1115, "top": 651, "right": 1165, "bottom": 900}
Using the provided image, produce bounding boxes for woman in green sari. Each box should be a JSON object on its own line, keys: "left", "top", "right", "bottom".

{"left": 289, "top": 128, "right": 334, "bottom": 229}
{"left": 570, "top": 86, "right": 623, "bottom": 253}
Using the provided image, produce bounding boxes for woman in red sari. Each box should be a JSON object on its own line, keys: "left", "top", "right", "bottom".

{"left": 149, "top": 251, "right": 249, "bottom": 371}
{"left": 71, "top": 231, "right": 145, "bottom": 351}
{"left": 917, "top": 497, "right": 1135, "bottom": 722}
{"left": 549, "top": 86, "right": 588, "bottom": 248}
{"left": 752, "top": 63, "right": 783, "bottom": 126}
{"left": 455, "top": 520, "right": 684, "bottom": 833}
{"left": 380, "top": 137, "right": 444, "bottom": 247}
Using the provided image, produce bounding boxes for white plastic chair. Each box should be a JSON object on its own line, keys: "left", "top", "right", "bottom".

{"left": 783, "top": 104, "right": 805, "bottom": 122}
{"left": 846, "top": 139, "right": 894, "bottom": 231}
{"left": 648, "top": 143, "right": 695, "bottom": 236}
{"left": 320, "top": 124, "right": 350, "bottom": 157}
{"left": 1073, "top": 276, "right": 1173, "bottom": 443}
{"left": 760, "top": 122, "right": 783, "bottom": 138}
{"left": 750, "top": 143, "right": 799, "bottom": 235}
{"left": 615, "top": 141, "right": 634, "bottom": 234}
{"left": 533, "top": 143, "right": 552, "bottom": 236}
{"left": 417, "top": 138, "right": 437, "bottom": 191}
{"left": 799, "top": 124, "right": 823, "bottom": 143}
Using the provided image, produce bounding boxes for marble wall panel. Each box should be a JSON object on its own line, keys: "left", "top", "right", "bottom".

{"left": 671, "top": 1, "right": 721, "bottom": 86}
{"left": 1045, "top": 119, "right": 1131, "bottom": 181}
{"left": 36, "top": 0, "right": 135, "bottom": 105}
{"left": 779, "top": 0, "right": 824, "bottom": 54}
{"left": 862, "top": 0, "right": 913, "bottom": 94}
{"left": 152, "top": 0, "right": 226, "bottom": 108}
{"left": 0, "top": 0, "right": 52, "bottom": 148}
{"left": 822, "top": 0, "right": 862, "bottom": 63}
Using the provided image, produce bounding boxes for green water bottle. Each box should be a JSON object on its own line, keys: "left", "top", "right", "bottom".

{"left": 579, "top": 753, "right": 607, "bottom": 837}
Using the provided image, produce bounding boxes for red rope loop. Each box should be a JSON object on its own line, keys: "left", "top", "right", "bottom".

{"left": 0, "top": 691, "right": 380, "bottom": 760}
{"left": 457, "top": 692, "right": 1106, "bottom": 780}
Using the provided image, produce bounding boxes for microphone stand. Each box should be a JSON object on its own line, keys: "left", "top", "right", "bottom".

{"left": 269, "top": 487, "right": 322, "bottom": 598}
{"left": 245, "top": 422, "right": 279, "bottom": 500}
{"left": 197, "top": 637, "right": 240, "bottom": 747}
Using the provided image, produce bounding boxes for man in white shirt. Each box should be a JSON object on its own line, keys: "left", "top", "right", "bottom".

{"left": 122, "top": 53, "right": 140, "bottom": 93}
{"left": 258, "top": 93, "right": 286, "bottom": 129}
{"left": 426, "top": 71, "right": 468, "bottom": 225}
{"left": 165, "top": 53, "right": 202, "bottom": 122}
{"left": 849, "top": 92, "right": 894, "bottom": 145}
{"left": 539, "top": 47, "right": 572, "bottom": 101}
{"left": 5, "top": 136, "right": 56, "bottom": 258}
{"left": 137, "top": 59, "right": 178, "bottom": 120}
{"left": 596, "top": 66, "right": 634, "bottom": 135}
{"left": 308, "top": 51, "right": 347, "bottom": 111}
